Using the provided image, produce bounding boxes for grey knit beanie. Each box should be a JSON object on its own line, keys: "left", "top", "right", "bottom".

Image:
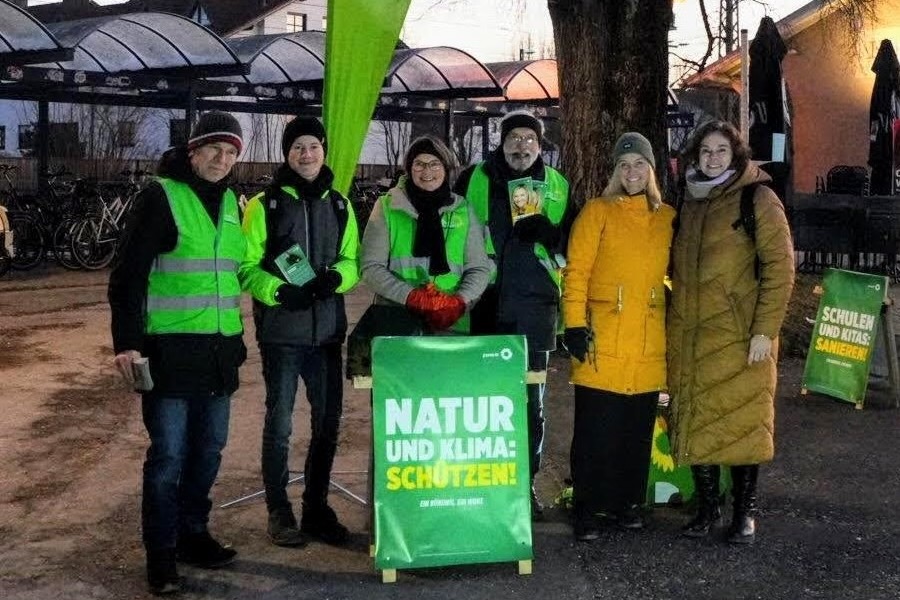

{"left": 612, "top": 132, "right": 655, "bottom": 169}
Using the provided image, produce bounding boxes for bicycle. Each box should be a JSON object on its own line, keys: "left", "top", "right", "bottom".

{"left": 69, "top": 182, "right": 138, "bottom": 270}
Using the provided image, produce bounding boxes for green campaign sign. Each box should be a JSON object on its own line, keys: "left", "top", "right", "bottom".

{"left": 371, "top": 335, "right": 533, "bottom": 570}
{"left": 802, "top": 268, "right": 887, "bottom": 404}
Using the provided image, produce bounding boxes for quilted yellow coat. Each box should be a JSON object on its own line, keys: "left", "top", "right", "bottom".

{"left": 667, "top": 165, "right": 794, "bottom": 466}
{"left": 563, "top": 194, "right": 675, "bottom": 394}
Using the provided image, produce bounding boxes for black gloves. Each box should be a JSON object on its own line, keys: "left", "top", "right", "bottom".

{"left": 514, "top": 214, "right": 559, "bottom": 247}
{"left": 276, "top": 283, "right": 315, "bottom": 311}
{"left": 276, "top": 271, "right": 342, "bottom": 311}
{"left": 563, "top": 327, "right": 591, "bottom": 363}
{"left": 311, "top": 269, "right": 342, "bottom": 299}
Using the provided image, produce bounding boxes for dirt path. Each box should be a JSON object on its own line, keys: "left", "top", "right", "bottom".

{"left": 0, "top": 267, "right": 574, "bottom": 599}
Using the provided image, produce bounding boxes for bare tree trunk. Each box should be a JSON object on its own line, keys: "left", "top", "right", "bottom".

{"left": 549, "top": 0, "right": 673, "bottom": 205}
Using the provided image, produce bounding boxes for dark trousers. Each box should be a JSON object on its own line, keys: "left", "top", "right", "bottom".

{"left": 572, "top": 386, "right": 657, "bottom": 517}
{"left": 528, "top": 350, "right": 549, "bottom": 476}
{"left": 260, "top": 342, "right": 343, "bottom": 516}
{"left": 141, "top": 394, "right": 231, "bottom": 551}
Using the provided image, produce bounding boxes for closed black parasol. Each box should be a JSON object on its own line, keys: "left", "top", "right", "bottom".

{"left": 868, "top": 39, "right": 900, "bottom": 196}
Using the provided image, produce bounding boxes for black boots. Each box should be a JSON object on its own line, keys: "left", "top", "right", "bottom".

{"left": 176, "top": 531, "right": 237, "bottom": 568}
{"left": 727, "top": 464, "right": 759, "bottom": 544}
{"left": 300, "top": 503, "right": 350, "bottom": 546}
{"left": 146, "top": 549, "right": 180, "bottom": 596}
{"left": 682, "top": 465, "right": 722, "bottom": 538}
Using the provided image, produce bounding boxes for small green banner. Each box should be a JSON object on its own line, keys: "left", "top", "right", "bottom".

{"left": 371, "top": 335, "right": 533, "bottom": 570}
{"left": 647, "top": 414, "right": 694, "bottom": 504}
{"left": 802, "top": 268, "right": 887, "bottom": 404}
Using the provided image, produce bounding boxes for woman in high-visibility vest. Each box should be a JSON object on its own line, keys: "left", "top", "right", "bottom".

{"left": 361, "top": 135, "right": 491, "bottom": 333}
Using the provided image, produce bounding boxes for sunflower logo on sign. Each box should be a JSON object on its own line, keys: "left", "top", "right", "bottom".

{"left": 650, "top": 415, "right": 675, "bottom": 472}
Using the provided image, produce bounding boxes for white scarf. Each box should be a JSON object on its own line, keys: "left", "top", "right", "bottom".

{"left": 684, "top": 167, "right": 735, "bottom": 199}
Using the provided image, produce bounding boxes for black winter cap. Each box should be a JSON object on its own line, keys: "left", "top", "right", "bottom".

{"left": 282, "top": 117, "right": 327, "bottom": 158}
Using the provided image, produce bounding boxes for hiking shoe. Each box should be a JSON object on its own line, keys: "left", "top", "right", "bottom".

{"left": 176, "top": 531, "right": 237, "bottom": 568}
{"left": 267, "top": 512, "right": 307, "bottom": 548}
{"left": 147, "top": 549, "right": 180, "bottom": 596}
{"left": 300, "top": 504, "right": 350, "bottom": 546}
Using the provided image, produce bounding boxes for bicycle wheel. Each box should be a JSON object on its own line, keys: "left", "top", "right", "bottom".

{"left": 51, "top": 218, "right": 83, "bottom": 270}
{"left": 9, "top": 214, "right": 45, "bottom": 270}
{"left": 71, "top": 218, "right": 117, "bottom": 270}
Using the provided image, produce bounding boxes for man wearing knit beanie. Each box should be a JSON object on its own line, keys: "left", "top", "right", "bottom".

{"left": 455, "top": 109, "right": 573, "bottom": 522}
{"left": 109, "top": 108, "right": 246, "bottom": 594}
{"left": 239, "top": 115, "right": 360, "bottom": 550}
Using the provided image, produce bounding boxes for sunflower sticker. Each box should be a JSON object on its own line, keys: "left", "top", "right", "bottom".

{"left": 646, "top": 413, "right": 695, "bottom": 505}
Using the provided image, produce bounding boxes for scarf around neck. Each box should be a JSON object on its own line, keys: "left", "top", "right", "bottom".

{"left": 405, "top": 179, "right": 453, "bottom": 276}
{"left": 684, "top": 166, "right": 736, "bottom": 199}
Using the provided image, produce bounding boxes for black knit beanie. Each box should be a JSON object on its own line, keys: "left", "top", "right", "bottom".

{"left": 500, "top": 110, "right": 543, "bottom": 145}
{"left": 282, "top": 117, "right": 327, "bottom": 158}
{"left": 188, "top": 111, "right": 243, "bottom": 153}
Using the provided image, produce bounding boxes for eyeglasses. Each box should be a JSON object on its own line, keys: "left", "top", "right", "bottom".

{"left": 411, "top": 160, "right": 444, "bottom": 172}
{"left": 508, "top": 134, "right": 537, "bottom": 145}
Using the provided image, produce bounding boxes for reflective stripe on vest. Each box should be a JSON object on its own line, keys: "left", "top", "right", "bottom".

{"left": 465, "top": 164, "right": 569, "bottom": 288}
{"left": 146, "top": 178, "right": 245, "bottom": 336}
{"left": 381, "top": 193, "right": 470, "bottom": 332}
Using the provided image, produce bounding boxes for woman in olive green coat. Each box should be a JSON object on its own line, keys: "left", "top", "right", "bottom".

{"left": 668, "top": 120, "right": 794, "bottom": 545}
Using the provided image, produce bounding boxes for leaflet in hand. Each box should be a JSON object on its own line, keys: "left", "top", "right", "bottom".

{"left": 274, "top": 243, "right": 317, "bottom": 287}
{"left": 508, "top": 177, "right": 544, "bottom": 223}
{"left": 132, "top": 357, "right": 154, "bottom": 392}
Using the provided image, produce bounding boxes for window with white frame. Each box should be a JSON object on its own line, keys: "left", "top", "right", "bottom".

{"left": 286, "top": 12, "right": 307, "bottom": 32}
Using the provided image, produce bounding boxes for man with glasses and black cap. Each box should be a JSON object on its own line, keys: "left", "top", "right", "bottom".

{"left": 109, "top": 110, "right": 246, "bottom": 595}
{"left": 239, "top": 116, "right": 360, "bottom": 550}
{"left": 455, "top": 110, "right": 573, "bottom": 520}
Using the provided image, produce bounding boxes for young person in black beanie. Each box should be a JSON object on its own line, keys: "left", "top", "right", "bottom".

{"left": 108, "top": 110, "right": 246, "bottom": 595}
{"left": 361, "top": 135, "right": 491, "bottom": 332}
{"left": 239, "top": 116, "right": 360, "bottom": 548}
{"left": 455, "top": 110, "right": 574, "bottom": 520}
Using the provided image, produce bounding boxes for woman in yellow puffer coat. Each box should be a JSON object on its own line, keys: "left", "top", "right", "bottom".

{"left": 562, "top": 132, "right": 675, "bottom": 542}
{"left": 668, "top": 120, "right": 794, "bottom": 545}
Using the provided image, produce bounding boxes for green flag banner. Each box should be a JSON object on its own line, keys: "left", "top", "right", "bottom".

{"left": 802, "top": 268, "right": 887, "bottom": 405}
{"left": 371, "top": 335, "right": 533, "bottom": 570}
{"left": 324, "top": 0, "right": 411, "bottom": 196}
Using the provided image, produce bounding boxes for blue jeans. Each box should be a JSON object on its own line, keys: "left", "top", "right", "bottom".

{"left": 141, "top": 394, "right": 230, "bottom": 551}
{"left": 260, "top": 342, "right": 343, "bottom": 517}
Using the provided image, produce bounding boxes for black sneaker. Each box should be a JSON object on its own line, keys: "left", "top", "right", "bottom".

{"left": 530, "top": 487, "right": 545, "bottom": 521}
{"left": 147, "top": 549, "right": 180, "bottom": 596}
{"left": 574, "top": 517, "right": 600, "bottom": 542}
{"left": 267, "top": 512, "right": 307, "bottom": 548}
{"left": 617, "top": 504, "right": 646, "bottom": 530}
{"left": 300, "top": 504, "right": 350, "bottom": 546}
{"left": 176, "top": 531, "right": 237, "bottom": 568}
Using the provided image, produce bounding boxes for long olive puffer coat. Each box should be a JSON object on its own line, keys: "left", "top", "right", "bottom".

{"left": 667, "top": 165, "right": 794, "bottom": 466}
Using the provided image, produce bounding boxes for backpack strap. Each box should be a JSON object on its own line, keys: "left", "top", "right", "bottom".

{"left": 731, "top": 183, "right": 769, "bottom": 279}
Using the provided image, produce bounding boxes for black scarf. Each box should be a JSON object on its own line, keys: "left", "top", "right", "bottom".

{"left": 406, "top": 179, "right": 453, "bottom": 276}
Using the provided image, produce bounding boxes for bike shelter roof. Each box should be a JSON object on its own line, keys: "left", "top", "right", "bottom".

{"left": 39, "top": 12, "right": 243, "bottom": 77}
{"left": 221, "top": 31, "right": 326, "bottom": 85}
{"left": 0, "top": 0, "right": 72, "bottom": 65}
{"left": 487, "top": 59, "right": 559, "bottom": 103}
{"left": 382, "top": 46, "right": 502, "bottom": 98}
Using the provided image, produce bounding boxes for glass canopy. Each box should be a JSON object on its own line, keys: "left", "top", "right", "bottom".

{"left": 0, "top": 0, "right": 71, "bottom": 64}
{"left": 383, "top": 46, "right": 501, "bottom": 98}
{"left": 487, "top": 59, "right": 559, "bottom": 102}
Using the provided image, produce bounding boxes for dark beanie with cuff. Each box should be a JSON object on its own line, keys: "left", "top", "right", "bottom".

{"left": 282, "top": 117, "right": 327, "bottom": 159}
{"left": 500, "top": 110, "right": 544, "bottom": 145}
{"left": 188, "top": 111, "right": 243, "bottom": 154}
